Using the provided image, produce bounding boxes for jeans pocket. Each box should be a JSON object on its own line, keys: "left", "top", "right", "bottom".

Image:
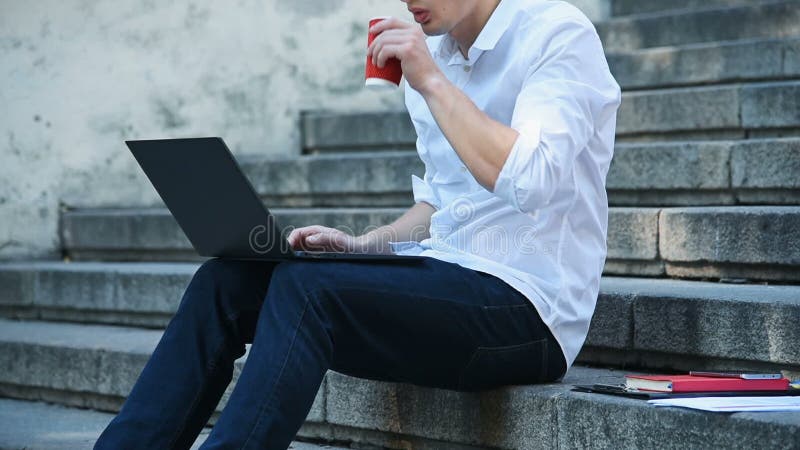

{"left": 457, "top": 338, "right": 549, "bottom": 391}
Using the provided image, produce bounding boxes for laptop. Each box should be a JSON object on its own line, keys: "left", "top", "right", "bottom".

{"left": 126, "top": 137, "right": 424, "bottom": 262}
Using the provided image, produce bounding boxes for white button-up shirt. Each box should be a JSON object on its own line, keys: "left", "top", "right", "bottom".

{"left": 389, "top": 0, "right": 621, "bottom": 370}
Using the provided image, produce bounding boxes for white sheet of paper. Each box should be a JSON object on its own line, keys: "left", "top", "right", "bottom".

{"left": 648, "top": 396, "right": 800, "bottom": 412}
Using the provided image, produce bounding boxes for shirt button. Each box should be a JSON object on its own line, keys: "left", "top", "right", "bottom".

{"left": 460, "top": 166, "right": 467, "bottom": 172}
{"left": 463, "top": 65, "right": 471, "bottom": 72}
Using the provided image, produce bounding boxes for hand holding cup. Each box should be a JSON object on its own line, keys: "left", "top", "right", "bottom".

{"left": 365, "top": 17, "right": 403, "bottom": 88}
{"left": 365, "top": 17, "right": 444, "bottom": 93}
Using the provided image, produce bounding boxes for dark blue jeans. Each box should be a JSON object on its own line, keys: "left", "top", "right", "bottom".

{"left": 95, "top": 257, "right": 566, "bottom": 449}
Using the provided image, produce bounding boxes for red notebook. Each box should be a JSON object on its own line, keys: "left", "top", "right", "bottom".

{"left": 625, "top": 374, "right": 790, "bottom": 393}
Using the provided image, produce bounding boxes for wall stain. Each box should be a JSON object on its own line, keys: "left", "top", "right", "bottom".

{"left": 185, "top": 3, "right": 211, "bottom": 29}
{"left": 153, "top": 97, "right": 188, "bottom": 129}
{"left": 220, "top": 73, "right": 272, "bottom": 129}
{"left": 7, "top": 132, "right": 21, "bottom": 156}
{"left": 89, "top": 114, "right": 136, "bottom": 139}
{"left": 347, "top": 22, "right": 367, "bottom": 45}
{"left": 40, "top": 21, "right": 52, "bottom": 39}
{"left": 0, "top": 240, "right": 23, "bottom": 252}
{"left": 274, "top": 0, "right": 339, "bottom": 18}
{"left": 123, "top": 29, "right": 166, "bottom": 51}
{"left": 325, "top": 61, "right": 366, "bottom": 95}
{"left": 282, "top": 36, "right": 299, "bottom": 51}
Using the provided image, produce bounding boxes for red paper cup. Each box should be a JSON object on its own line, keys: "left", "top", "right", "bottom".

{"left": 366, "top": 16, "right": 403, "bottom": 88}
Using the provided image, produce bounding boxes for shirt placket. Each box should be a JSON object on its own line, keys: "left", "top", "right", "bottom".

{"left": 447, "top": 54, "right": 472, "bottom": 89}
{"left": 446, "top": 49, "right": 482, "bottom": 177}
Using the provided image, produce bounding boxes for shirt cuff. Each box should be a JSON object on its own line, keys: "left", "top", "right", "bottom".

{"left": 411, "top": 174, "right": 440, "bottom": 209}
{"left": 493, "top": 127, "right": 541, "bottom": 212}
{"left": 388, "top": 241, "right": 426, "bottom": 255}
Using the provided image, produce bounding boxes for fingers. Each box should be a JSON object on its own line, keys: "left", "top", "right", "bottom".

{"left": 376, "top": 43, "right": 408, "bottom": 68}
{"left": 305, "top": 231, "right": 349, "bottom": 252}
{"left": 297, "top": 232, "right": 326, "bottom": 251}
{"left": 367, "top": 19, "right": 415, "bottom": 63}
{"left": 368, "top": 29, "right": 403, "bottom": 60}
{"left": 287, "top": 225, "right": 329, "bottom": 248}
{"left": 369, "top": 30, "right": 416, "bottom": 67}
{"left": 369, "top": 17, "right": 409, "bottom": 35}
{"left": 287, "top": 226, "right": 352, "bottom": 252}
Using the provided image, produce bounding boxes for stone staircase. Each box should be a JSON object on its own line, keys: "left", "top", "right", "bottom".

{"left": 2, "top": 1, "right": 800, "bottom": 448}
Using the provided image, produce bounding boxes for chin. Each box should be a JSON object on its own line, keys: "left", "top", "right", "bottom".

{"left": 421, "top": 21, "right": 447, "bottom": 36}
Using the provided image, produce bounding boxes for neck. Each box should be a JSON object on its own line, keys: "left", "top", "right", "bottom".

{"left": 450, "top": 0, "right": 502, "bottom": 58}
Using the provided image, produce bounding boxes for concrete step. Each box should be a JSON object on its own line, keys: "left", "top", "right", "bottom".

{"left": 608, "top": 37, "right": 800, "bottom": 90}
{"left": 310, "top": 367, "right": 800, "bottom": 449}
{"left": 0, "top": 318, "right": 326, "bottom": 436}
{"left": 658, "top": 206, "right": 800, "bottom": 280}
{"left": 597, "top": 1, "right": 800, "bottom": 52}
{"left": 608, "top": 139, "right": 800, "bottom": 206}
{"left": 302, "top": 111, "right": 416, "bottom": 154}
{"left": 617, "top": 81, "right": 800, "bottom": 140}
{"left": 0, "top": 319, "right": 797, "bottom": 449}
{"left": 582, "top": 277, "right": 800, "bottom": 374}
{"left": 302, "top": 82, "right": 800, "bottom": 153}
{"left": 0, "top": 397, "right": 343, "bottom": 450}
{"left": 610, "top": 0, "right": 776, "bottom": 17}
{"left": 57, "top": 204, "right": 800, "bottom": 281}
{"left": 242, "top": 150, "right": 417, "bottom": 207}
{"left": 240, "top": 138, "right": 800, "bottom": 208}
{"left": 1, "top": 265, "right": 798, "bottom": 372}
{"left": 61, "top": 207, "right": 406, "bottom": 262}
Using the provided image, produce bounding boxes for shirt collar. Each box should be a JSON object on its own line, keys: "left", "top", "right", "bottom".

{"left": 429, "top": 0, "right": 519, "bottom": 63}
{"left": 472, "top": 0, "right": 518, "bottom": 51}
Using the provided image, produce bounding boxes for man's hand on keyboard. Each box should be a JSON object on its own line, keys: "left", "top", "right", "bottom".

{"left": 287, "top": 226, "right": 356, "bottom": 253}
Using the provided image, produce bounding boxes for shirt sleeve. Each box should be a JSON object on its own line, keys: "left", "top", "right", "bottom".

{"left": 492, "top": 18, "right": 621, "bottom": 213}
{"left": 411, "top": 139, "right": 441, "bottom": 210}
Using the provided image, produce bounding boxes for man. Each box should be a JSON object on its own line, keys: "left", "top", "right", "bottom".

{"left": 95, "top": 0, "right": 620, "bottom": 448}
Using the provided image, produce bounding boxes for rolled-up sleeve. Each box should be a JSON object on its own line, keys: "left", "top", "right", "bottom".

{"left": 411, "top": 140, "right": 441, "bottom": 210}
{"left": 492, "top": 19, "right": 621, "bottom": 213}
{"left": 411, "top": 173, "right": 440, "bottom": 209}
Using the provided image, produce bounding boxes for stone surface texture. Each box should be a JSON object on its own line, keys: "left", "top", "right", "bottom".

{"left": 0, "top": 318, "right": 327, "bottom": 424}
{"left": 0, "top": 398, "right": 337, "bottom": 450}
{"left": 659, "top": 206, "right": 800, "bottom": 265}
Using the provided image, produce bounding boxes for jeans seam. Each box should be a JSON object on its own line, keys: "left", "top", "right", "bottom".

{"left": 239, "top": 292, "right": 312, "bottom": 449}
{"left": 168, "top": 317, "right": 234, "bottom": 448}
{"left": 481, "top": 303, "right": 534, "bottom": 310}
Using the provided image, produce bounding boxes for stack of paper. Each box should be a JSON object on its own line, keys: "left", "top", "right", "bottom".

{"left": 648, "top": 396, "right": 800, "bottom": 412}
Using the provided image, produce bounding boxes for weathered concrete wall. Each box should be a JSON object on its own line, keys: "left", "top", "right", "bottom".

{"left": 0, "top": 0, "right": 410, "bottom": 259}
{"left": 0, "top": 0, "right": 608, "bottom": 260}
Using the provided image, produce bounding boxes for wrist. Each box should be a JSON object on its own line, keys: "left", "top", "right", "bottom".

{"left": 417, "top": 71, "right": 449, "bottom": 99}
{"left": 355, "top": 228, "right": 393, "bottom": 255}
{"left": 353, "top": 233, "right": 380, "bottom": 254}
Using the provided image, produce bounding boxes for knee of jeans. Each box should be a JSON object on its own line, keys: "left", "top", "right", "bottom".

{"left": 269, "top": 260, "right": 329, "bottom": 305}
{"left": 193, "top": 258, "right": 239, "bottom": 288}
{"left": 182, "top": 258, "right": 260, "bottom": 315}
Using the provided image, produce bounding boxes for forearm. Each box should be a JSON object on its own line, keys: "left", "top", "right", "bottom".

{"left": 419, "top": 76, "right": 519, "bottom": 192}
{"left": 355, "top": 201, "right": 435, "bottom": 254}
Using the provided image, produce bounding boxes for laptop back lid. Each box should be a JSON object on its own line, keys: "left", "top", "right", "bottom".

{"left": 126, "top": 137, "right": 289, "bottom": 260}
